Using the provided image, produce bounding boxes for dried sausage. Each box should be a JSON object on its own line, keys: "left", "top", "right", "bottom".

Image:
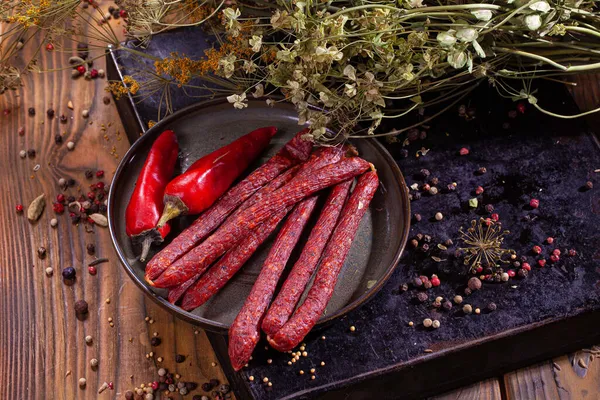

{"left": 261, "top": 180, "right": 352, "bottom": 336}
{"left": 267, "top": 171, "right": 379, "bottom": 352}
{"left": 150, "top": 157, "right": 371, "bottom": 288}
{"left": 228, "top": 195, "right": 318, "bottom": 371}
{"left": 144, "top": 130, "right": 312, "bottom": 281}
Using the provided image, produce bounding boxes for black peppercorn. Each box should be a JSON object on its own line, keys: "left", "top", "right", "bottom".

{"left": 28, "top": 107, "right": 36, "bottom": 116}
{"left": 421, "top": 243, "right": 429, "bottom": 251}
{"left": 108, "top": 6, "right": 115, "bottom": 12}
{"left": 54, "top": 134, "right": 63, "bottom": 144}
{"left": 89, "top": 204, "right": 99, "bottom": 214}
{"left": 219, "top": 384, "right": 230, "bottom": 394}
{"left": 27, "top": 148, "right": 36, "bottom": 158}
{"left": 192, "top": 396, "right": 202, "bottom": 400}
{"left": 477, "top": 167, "right": 487, "bottom": 175}
{"left": 112, "top": 10, "right": 120, "bottom": 19}
{"left": 416, "top": 292, "right": 428, "bottom": 303}
{"left": 85, "top": 169, "right": 94, "bottom": 179}
{"left": 485, "top": 204, "right": 494, "bottom": 213}
{"left": 209, "top": 379, "right": 220, "bottom": 387}
{"left": 103, "top": 96, "right": 111, "bottom": 105}
{"left": 413, "top": 213, "right": 422, "bottom": 222}
{"left": 175, "top": 354, "right": 186, "bottom": 363}
{"left": 67, "top": 195, "right": 76, "bottom": 203}
{"left": 99, "top": 204, "right": 107, "bottom": 213}
{"left": 420, "top": 169, "right": 430, "bottom": 178}
{"left": 86, "top": 243, "right": 95, "bottom": 255}
{"left": 513, "top": 261, "right": 521, "bottom": 268}
{"left": 430, "top": 177, "right": 439, "bottom": 185}
{"left": 186, "top": 382, "right": 198, "bottom": 391}
{"left": 399, "top": 149, "right": 408, "bottom": 158}
{"left": 423, "top": 235, "right": 431, "bottom": 243}
{"left": 443, "top": 300, "right": 453, "bottom": 310}
{"left": 521, "top": 255, "right": 528, "bottom": 263}
{"left": 37, "top": 246, "right": 47, "bottom": 259}
{"left": 150, "top": 337, "right": 161, "bottom": 346}
{"left": 412, "top": 277, "right": 423, "bottom": 287}
{"left": 413, "top": 192, "right": 421, "bottom": 200}
{"left": 585, "top": 181, "right": 593, "bottom": 190}
{"left": 159, "top": 382, "right": 168, "bottom": 391}
{"left": 415, "top": 233, "right": 423, "bottom": 241}
{"left": 60, "top": 114, "right": 67, "bottom": 123}
{"left": 62, "top": 267, "right": 76, "bottom": 280}
{"left": 74, "top": 299, "right": 88, "bottom": 314}
{"left": 400, "top": 283, "right": 409, "bottom": 292}
{"left": 467, "top": 277, "right": 482, "bottom": 291}
{"left": 423, "top": 280, "right": 432, "bottom": 289}
{"left": 71, "top": 214, "right": 80, "bottom": 224}
{"left": 487, "top": 302, "right": 497, "bottom": 311}
{"left": 47, "top": 108, "right": 55, "bottom": 118}
{"left": 124, "top": 391, "right": 134, "bottom": 400}
{"left": 464, "top": 287, "right": 472, "bottom": 296}
{"left": 201, "top": 382, "right": 213, "bottom": 392}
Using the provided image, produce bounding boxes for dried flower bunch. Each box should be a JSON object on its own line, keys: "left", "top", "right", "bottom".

{"left": 458, "top": 218, "right": 516, "bottom": 273}
{"left": 2, "top": 0, "right": 600, "bottom": 141}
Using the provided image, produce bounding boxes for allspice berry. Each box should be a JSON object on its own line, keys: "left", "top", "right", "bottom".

{"left": 467, "top": 277, "right": 482, "bottom": 291}
{"left": 463, "top": 304, "right": 473, "bottom": 314}
{"left": 74, "top": 300, "right": 89, "bottom": 314}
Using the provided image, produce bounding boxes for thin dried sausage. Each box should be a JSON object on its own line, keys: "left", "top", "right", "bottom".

{"left": 261, "top": 180, "right": 352, "bottom": 336}
{"left": 150, "top": 156, "right": 371, "bottom": 288}
{"left": 145, "top": 130, "right": 312, "bottom": 281}
{"left": 267, "top": 171, "right": 379, "bottom": 352}
{"left": 228, "top": 195, "right": 318, "bottom": 371}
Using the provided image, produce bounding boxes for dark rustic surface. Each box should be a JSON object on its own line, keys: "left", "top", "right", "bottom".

{"left": 109, "top": 26, "right": 600, "bottom": 400}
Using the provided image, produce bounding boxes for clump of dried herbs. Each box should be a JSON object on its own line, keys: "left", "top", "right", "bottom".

{"left": 458, "top": 218, "right": 515, "bottom": 274}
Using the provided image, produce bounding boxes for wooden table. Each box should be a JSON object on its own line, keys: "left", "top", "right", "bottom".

{"left": 1, "top": 7, "right": 598, "bottom": 399}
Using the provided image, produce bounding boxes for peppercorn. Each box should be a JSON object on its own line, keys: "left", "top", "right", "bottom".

{"left": 209, "top": 379, "right": 220, "bottom": 387}
{"left": 412, "top": 276, "right": 423, "bottom": 287}
{"left": 434, "top": 212, "right": 443, "bottom": 221}
{"left": 550, "top": 254, "right": 559, "bottom": 263}
{"left": 37, "top": 246, "right": 47, "bottom": 259}
{"left": 219, "top": 384, "right": 230, "bottom": 394}
{"left": 96, "top": 170, "right": 104, "bottom": 178}
{"left": 27, "top": 148, "right": 36, "bottom": 158}
{"left": 46, "top": 108, "right": 55, "bottom": 118}
{"left": 501, "top": 272, "right": 509, "bottom": 281}
{"left": 422, "top": 183, "right": 430, "bottom": 192}
{"left": 477, "top": 167, "right": 487, "bottom": 175}
{"left": 413, "top": 192, "right": 421, "bottom": 200}
{"left": 415, "top": 233, "right": 424, "bottom": 241}
{"left": 568, "top": 249, "right": 577, "bottom": 257}
{"left": 125, "top": 391, "right": 134, "bottom": 400}
{"left": 529, "top": 198, "right": 540, "bottom": 209}
{"left": 423, "top": 235, "right": 432, "bottom": 243}
{"left": 423, "top": 318, "right": 433, "bottom": 328}
{"left": 201, "top": 383, "right": 212, "bottom": 392}
{"left": 585, "top": 181, "right": 593, "bottom": 190}
{"left": 431, "top": 275, "right": 441, "bottom": 287}
{"left": 464, "top": 287, "right": 472, "bottom": 296}
{"left": 454, "top": 295, "right": 463, "bottom": 304}
{"left": 186, "top": 382, "right": 198, "bottom": 391}
{"left": 88, "top": 266, "right": 97, "bottom": 275}
{"left": 517, "top": 269, "right": 528, "bottom": 278}
{"left": 60, "top": 114, "right": 68, "bottom": 123}
{"left": 429, "top": 187, "right": 438, "bottom": 195}
{"left": 400, "top": 283, "right": 409, "bottom": 292}
{"left": 85, "top": 170, "right": 93, "bottom": 179}
{"left": 416, "top": 292, "right": 428, "bottom": 303}
{"left": 62, "top": 267, "right": 76, "bottom": 280}
{"left": 413, "top": 213, "right": 422, "bottom": 222}
{"left": 459, "top": 147, "right": 469, "bottom": 156}
{"left": 447, "top": 183, "right": 456, "bottom": 192}
{"left": 74, "top": 300, "right": 88, "bottom": 314}
{"left": 485, "top": 204, "right": 494, "bottom": 213}
{"left": 463, "top": 304, "right": 473, "bottom": 314}
{"left": 423, "top": 280, "right": 432, "bottom": 289}
{"left": 442, "top": 300, "right": 452, "bottom": 310}
{"left": 150, "top": 337, "right": 161, "bottom": 346}
{"left": 475, "top": 186, "right": 484, "bottom": 195}
{"left": 421, "top": 244, "right": 430, "bottom": 252}
{"left": 467, "top": 277, "right": 482, "bottom": 291}
{"left": 532, "top": 245, "right": 542, "bottom": 254}
{"left": 28, "top": 107, "right": 35, "bottom": 116}
{"left": 175, "top": 354, "right": 185, "bottom": 363}
{"left": 86, "top": 243, "right": 95, "bottom": 255}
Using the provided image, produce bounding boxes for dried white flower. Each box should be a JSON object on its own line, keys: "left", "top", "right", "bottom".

{"left": 343, "top": 65, "right": 356, "bottom": 81}
{"left": 243, "top": 60, "right": 257, "bottom": 74}
{"left": 437, "top": 31, "right": 457, "bottom": 48}
{"left": 218, "top": 54, "right": 237, "bottom": 78}
{"left": 529, "top": 1, "right": 551, "bottom": 13}
{"left": 457, "top": 28, "right": 478, "bottom": 43}
{"left": 271, "top": 10, "right": 293, "bottom": 29}
{"left": 471, "top": 10, "right": 493, "bottom": 21}
{"left": 249, "top": 35, "right": 263, "bottom": 53}
{"left": 252, "top": 84, "right": 264, "bottom": 98}
{"left": 447, "top": 50, "right": 468, "bottom": 69}
{"left": 227, "top": 93, "right": 248, "bottom": 109}
{"left": 525, "top": 14, "right": 542, "bottom": 30}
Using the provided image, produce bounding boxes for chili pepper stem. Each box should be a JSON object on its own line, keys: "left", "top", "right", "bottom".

{"left": 140, "top": 237, "right": 153, "bottom": 263}
{"left": 157, "top": 197, "right": 188, "bottom": 228}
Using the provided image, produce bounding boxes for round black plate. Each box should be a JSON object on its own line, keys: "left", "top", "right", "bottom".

{"left": 108, "top": 98, "right": 410, "bottom": 333}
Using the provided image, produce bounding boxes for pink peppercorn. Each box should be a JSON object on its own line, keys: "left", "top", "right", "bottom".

{"left": 419, "top": 275, "right": 429, "bottom": 283}
{"left": 56, "top": 194, "right": 65, "bottom": 203}
{"left": 552, "top": 249, "right": 561, "bottom": 256}
{"left": 546, "top": 237, "right": 554, "bottom": 244}
{"left": 119, "top": 9, "right": 127, "bottom": 18}
{"left": 568, "top": 249, "right": 577, "bottom": 257}
{"left": 16, "top": 204, "right": 23, "bottom": 213}
{"left": 45, "top": 43, "right": 54, "bottom": 51}
{"left": 88, "top": 266, "right": 97, "bottom": 275}
{"left": 87, "top": 217, "right": 95, "bottom": 225}
{"left": 96, "top": 182, "right": 105, "bottom": 190}
{"left": 550, "top": 254, "right": 559, "bottom": 263}
{"left": 530, "top": 198, "right": 540, "bottom": 209}
{"left": 151, "top": 381, "right": 159, "bottom": 390}
{"left": 522, "top": 262, "right": 531, "bottom": 271}
{"left": 491, "top": 213, "right": 499, "bottom": 221}
{"left": 459, "top": 147, "right": 470, "bottom": 156}
{"left": 96, "top": 170, "right": 104, "bottom": 178}
{"left": 475, "top": 186, "right": 484, "bottom": 195}
{"left": 90, "top": 69, "right": 99, "bottom": 79}
{"left": 77, "top": 65, "right": 86, "bottom": 75}
{"left": 431, "top": 276, "right": 440, "bottom": 287}
{"left": 18, "top": 127, "right": 25, "bottom": 136}
{"left": 87, "top": 192, "right": 95, "bottom": 200}
{"left": 108, "top": 382, "right": 114, "bottom": 390}
{"left": 517, "top": 102, "right": 526, "bottom": 114}
{"left": 476, "top": 266, "right": 483, "bottom": 273}
{"left": 532, "top": 245, "right": 542, "bottom": 254}
{"left": 538, "top": 259, "right": 546, "bottom": 267}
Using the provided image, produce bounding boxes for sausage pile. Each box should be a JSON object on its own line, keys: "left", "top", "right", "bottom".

{"left": 143, "top": 129, "right": 379, "bottom": 370}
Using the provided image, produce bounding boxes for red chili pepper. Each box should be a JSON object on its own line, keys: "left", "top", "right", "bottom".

{"left": 157, "top": 126, "right": 277, "bottom": 227}
{"left": 126, "top": 130, "right": 179, "bottom": 261}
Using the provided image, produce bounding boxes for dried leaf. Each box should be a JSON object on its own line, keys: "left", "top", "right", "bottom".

{"left": 89, "top": 213, "right": 108, "bottom": 227}
{"left": 367, "top": 280, "right": 377, "bottom": 289}
{"left": 431, "top": 256, "right": 443, "bottom": 262}
{"left": 27, "top": 194, "right": 45, "bottom": 222}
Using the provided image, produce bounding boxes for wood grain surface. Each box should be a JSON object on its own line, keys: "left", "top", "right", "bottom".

{"left": 1, "top": 2, "right": 599, "bottom": 398}
{"left": 0, "top": 3, "right": 230, "bottom": 399}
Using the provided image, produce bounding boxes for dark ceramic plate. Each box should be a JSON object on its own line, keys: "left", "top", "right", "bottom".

{"left": 108, "top": 98, "right": 410, "bottom": 333}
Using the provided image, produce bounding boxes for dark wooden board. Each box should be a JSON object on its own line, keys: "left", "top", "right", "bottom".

{"left": 107, "top": 25, "right": 600, "bottom": 400}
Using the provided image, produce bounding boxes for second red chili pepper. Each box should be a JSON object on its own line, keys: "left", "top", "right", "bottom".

{"left": 125, "top": 129, "right": 179, "bottom": 261}
{"left": 157, "top": 126, "right": 277, "bottom": 228}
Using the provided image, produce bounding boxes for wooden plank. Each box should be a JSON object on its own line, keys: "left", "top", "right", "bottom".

{"left": 0, "top": 3, "right": 231, "bottom": 398}
{"left": 430, "top": 378, "right": 502, "bottom": 400}
{"left": 504, "top": 346, "right": 600, "bottom": 400}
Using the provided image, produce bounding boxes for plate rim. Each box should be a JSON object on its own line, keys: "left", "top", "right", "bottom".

{"left": 108, "top": 97, "right": 411, "bottom": 333}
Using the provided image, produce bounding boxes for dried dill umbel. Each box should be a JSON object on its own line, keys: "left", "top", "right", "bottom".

{"left": 458, "top": 218, "right": 515, "bottom": 274}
